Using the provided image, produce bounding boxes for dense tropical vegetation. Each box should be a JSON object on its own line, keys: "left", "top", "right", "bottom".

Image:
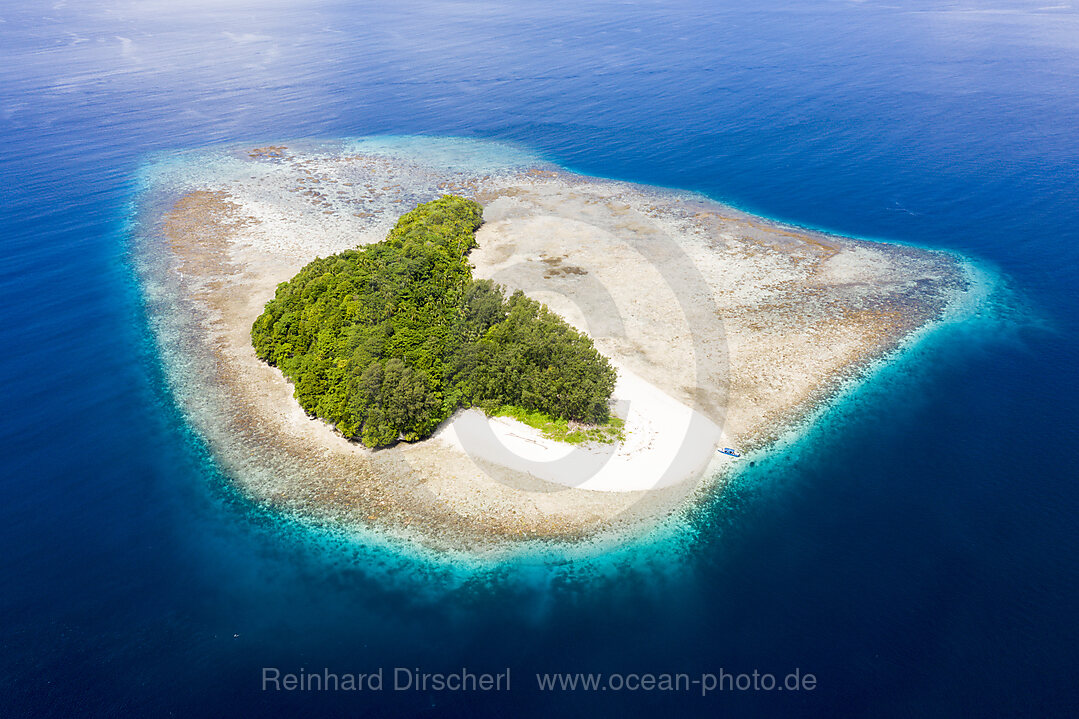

{"left": 251, "top": 195, "right": 617, "bottom": 447}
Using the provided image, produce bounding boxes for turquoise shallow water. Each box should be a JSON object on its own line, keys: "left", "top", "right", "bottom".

{"left": 2, "top": 1, "right": 1077, "bottom": 716}
{"left": 132, "top": 135, "right": 998, "bottom": 578}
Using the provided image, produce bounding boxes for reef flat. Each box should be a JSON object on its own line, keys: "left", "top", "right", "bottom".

{"left": 135, "top": 138, "right": 969, "bottom": 555}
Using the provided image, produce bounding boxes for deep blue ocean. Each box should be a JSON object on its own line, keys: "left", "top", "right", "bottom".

{"left": 2, "top": 1, "right": 1078, "bottom": 716}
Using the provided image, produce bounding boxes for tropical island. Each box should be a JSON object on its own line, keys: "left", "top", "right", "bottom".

{"left": 136, "top": 137, "right": 973, "bottom": 554}
{"left": 251, "top": 195, "right": 620, "bottom": 447}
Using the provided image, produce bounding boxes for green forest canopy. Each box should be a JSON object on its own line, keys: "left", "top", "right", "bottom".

{"left": 251, "top": 195, "right": 617, "bottom": 448}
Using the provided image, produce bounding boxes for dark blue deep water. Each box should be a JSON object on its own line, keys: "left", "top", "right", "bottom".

{"left": 2, "top": 1, "right": 1078, "bottom": 716}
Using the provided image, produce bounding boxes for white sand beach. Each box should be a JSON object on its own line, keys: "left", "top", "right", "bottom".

{"left": 436, "top": 365, "right": 730, "bottom": 492}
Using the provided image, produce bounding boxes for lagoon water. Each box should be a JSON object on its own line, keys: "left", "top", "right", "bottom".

{"left": 2, "top": 1, "right": 1078, "bottom": 715}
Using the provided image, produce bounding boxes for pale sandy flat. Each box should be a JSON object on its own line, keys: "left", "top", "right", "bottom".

{"left": 435, "top": 365, "right": 731, "bottom": 492}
